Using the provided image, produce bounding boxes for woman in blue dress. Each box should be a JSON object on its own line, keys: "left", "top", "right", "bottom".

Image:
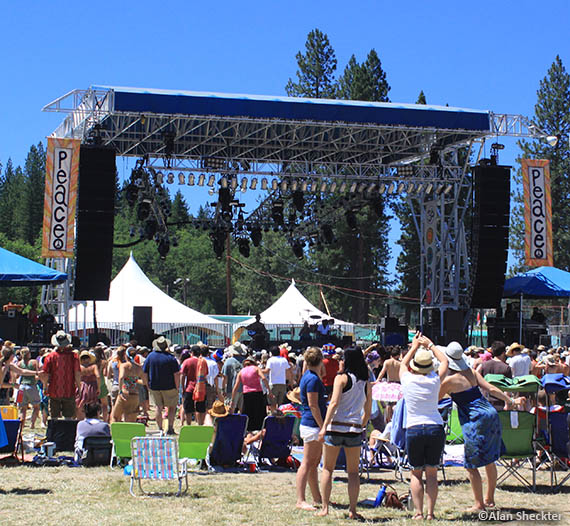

{"left": 439, "top": 342, "right": 512, "bottom": 512}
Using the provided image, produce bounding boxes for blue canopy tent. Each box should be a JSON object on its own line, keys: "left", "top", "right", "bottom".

{"left": 503, "top": 266, "right": 570, "bottom": 341}
{"left": 0, "top": 246, "right": 67, "bottom": 286}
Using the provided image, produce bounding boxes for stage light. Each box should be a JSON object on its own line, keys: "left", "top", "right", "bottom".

{"left": 187, "top": 173, "right": 195, "bottom": 186}
{"left": 320, "top": 181, "right": 327, "bottom": 193}
{"left": 425, "top": 183, "right": 433, "bottom": 194}
{"left": 250, "top": 178, "right": 258, "bottom": 190}
{"left": 436, "top": 183, "right": 445, "bottom": 195}
{"left": 125, "top": 183, "right": 138, "bottom": 206}
{"left": 357, "top": 182, "right": 366, "bottom": 193}
{"left": 272, "top": 179, "right": 278, "bottom": 191}
{"left": 157, "top": 239, "right": 170, "bottom": 259}
{"left": 261, "top": 178, "right": 268, "bottom": 190}
{"left": 137, "top": 200, "right": 151, "bottom": 221}
{"left": 240, "top": 160, "right": 251, "bottom": 171}
{"left": 329, "top": 181, "right": 337, "bottom": 193}
{"left": 129, "top": 226, "right": 135, "bottom": 237}
{"left": 301, "top": 181, "right": 308, "bottom": 192}
{"left": 208, "top": 188, "right": 215, "bottom": 196}
{"left": 178, "top": 173, "right": 185, "bottom": 185}
{"left": 378, "top": 182, "right": 386, "bottom": 194}
{"left": 345, "top": 210, "right": 358, "bottom": 231}
{"left": 546, "top": 135, "right": 559, "bottom": 147}
{"left": 444, "top": 184, "right": 453, "bottom": 195}
{"left": 280, "top": 180, "right": 288, "bottom": 192}
{"left": 291, "top": 180, "right": 298, "bottom": 191}
{"left": 167, "top": 172, "right": 174, "bottom": 184}
{"left": 271, "top": 201, "right": 284, "bottom": 225}
{"left": 291, "top": 240, "right": 304, "bottom": 260}
{"left": 220, "top": 177, "right": 228, "bottom": 188}
{"left": 231, "top": 177, "right": 238, "bottom": 190}
{"left": 366, "top": 183, "right": 375, "bottom": 194}
{"left": 292, "top": 191, "right": 305, "bottom": 212}
{"left": 198, "top": 174, "right": 205, "bottom": 186}
{"left": 387, "top": 182, "right": 395, "bottom": 194}
{"left": 349, "top": 182, "right": 357, "bottom": 193}
{"left": 397, "top": 165, "right": 414, "bottom": 177}
{"left": 415, "top": 182, "right": 424, "bottom": 194}
{"left": 339, "top": 181, "right": 347, "bottom": 193}
{"left": 241, "top": 177, "right": 248, "bottom": 192}
{"left": 156, "top": 172, "right": 164, "bottom": 184}
{"left": 397, "top": 182, "right": 406, "bottom": 194}
{"left": 210, "top": 230, "right": 225, "bottom": 259}
{"left": 144, "top": 220, "right": 158, "bottom": 240}
{"left": 250, "top": 227, "right": 262, "bottom": 247}
{"left": 207, "top": 175, "right": 216, "bottom": 187}
{"left": 407, "top": 182, "right": 415, "bottom": 193}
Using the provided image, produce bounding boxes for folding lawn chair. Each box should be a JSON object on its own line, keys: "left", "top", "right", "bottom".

{"left": 110, "top": 422, "right": 146, "bottom": 468}
{"left": 178, "top": 425, "right": 214, "bottom": 469}
{"left": 0, "top": 419, "right": 23, "bottom": 463}
{"left": 209, "top": 414, "right": 248, "bottom": 468}
{"left": 129, "top": 436, "right": 188, "bottom": 497}
{"left": 496, "top": 411, "right": 536, "bottom": 492}
{"left": 536, "top": 409, "right": 570, "bottom": 491}
{"left": 248, "top": 414, "right": 295, "bottom": 469}
{"left": 81, "top": 436, "right": 113, "bottom": 466}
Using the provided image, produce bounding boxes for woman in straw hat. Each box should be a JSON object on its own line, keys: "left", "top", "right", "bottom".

{"left": 399, "top": 332, "right": 449, "bottom": 521}
{"left": 439, "top": 341, "right": 512, "bottom": 512}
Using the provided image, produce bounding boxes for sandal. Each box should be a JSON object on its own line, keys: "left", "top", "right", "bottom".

{"left": 412, "top": 512, "right": 424, "bottom": 520}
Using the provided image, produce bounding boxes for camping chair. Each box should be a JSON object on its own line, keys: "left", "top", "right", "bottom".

{"left": 208, "top": 414, "right": 248, "bottom": 468}
{"left": 0, "top": 419, "right": 23, "bottom": 463}
{"left": 247, "top": 414, "right": 295, "bottom": 469}
{"left": 538, "top": 411, "right": 570, "bottom": 491}
{"left": 178, "top": 425, "right": 214, "bottom": 469}
{"left": 80, "top": 436, "right": 113, "bottom": 467}
{"left": 496, "top": 411, "right": 537, "bottom": 492}
{"left": 129, "top": 436, "right": 188, "bottom": 497}
{"left": 110, "top": 422, "right": 146, "bottom": 468}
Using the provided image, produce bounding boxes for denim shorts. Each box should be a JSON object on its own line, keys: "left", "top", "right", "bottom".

{"left": 406, "top": 424, "right": 445, "bottom": 469}
{"left": 324, "top": 432, "right": 362, "bottom": 448}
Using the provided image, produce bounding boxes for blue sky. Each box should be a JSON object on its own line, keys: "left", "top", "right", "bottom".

{"left": 1, "top": 1, "right": 569, "bottom": 277}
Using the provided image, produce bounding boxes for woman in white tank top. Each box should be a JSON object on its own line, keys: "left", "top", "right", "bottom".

{"left": 317, "top": 347, "right": 371, "bottom": 520}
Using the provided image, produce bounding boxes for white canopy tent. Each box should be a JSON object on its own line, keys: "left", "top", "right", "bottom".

{"left": 69, "top": 254, "right": 229, "bottom": 344}
{"left": 235, "top": 280, "right": 353, "bottom": 339}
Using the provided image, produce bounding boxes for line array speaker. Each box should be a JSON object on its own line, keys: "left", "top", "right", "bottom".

{"left": 73, "top": 146, "right": 116, "bottom": 301}
{"left": 470, "top": 164, "right": 511, "bottom": 308}
{"left": 133, "top": 306, "right": 153, "bottom": 348}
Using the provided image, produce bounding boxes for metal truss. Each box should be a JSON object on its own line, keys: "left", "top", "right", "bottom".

{"left": 41, "top": 258, "right": 73, "bottom": 331}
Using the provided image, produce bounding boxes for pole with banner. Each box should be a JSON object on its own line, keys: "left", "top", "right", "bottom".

{"left": 41, "top": 138, "right": 80, "bottom": 258}
{"left": 522, "top": 159, "right": 553, "bottom": 267}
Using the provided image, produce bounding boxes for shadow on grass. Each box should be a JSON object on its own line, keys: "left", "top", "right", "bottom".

{"left": 0, "top": 487, "right": 52, "bottom": 495}
{"left": 500, "top": 483, "right": 570, "bottom": 494}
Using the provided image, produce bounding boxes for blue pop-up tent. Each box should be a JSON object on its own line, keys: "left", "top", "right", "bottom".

{"left": 0, "top": 246, "right": 67, "bottom": 286}
{"left": 503, "top": 266, "right": 570, "bottom": 298}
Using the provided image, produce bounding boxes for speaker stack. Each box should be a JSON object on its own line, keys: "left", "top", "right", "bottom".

{"left": 73, "top": 146, "right": 116, "bottom": 301}
{"left": 133, "top": 306, "right": 153, "bottom": 347}
{"left": 469, "top": 164, "right": 511, "bottom": 309}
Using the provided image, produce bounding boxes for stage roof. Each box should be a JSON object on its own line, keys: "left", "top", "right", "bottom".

{"left": 44, "top": 85, "right": 522, "bottom": 167}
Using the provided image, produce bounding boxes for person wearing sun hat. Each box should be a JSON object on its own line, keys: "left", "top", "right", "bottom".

{"left": 398, "top": 332, "right": 449, "bottom": 521}
{"left": 506, "top": 342, "right": 531, "bottom": 377}
{"left": 439, "top": 341, "right": 512, "bottom": 512}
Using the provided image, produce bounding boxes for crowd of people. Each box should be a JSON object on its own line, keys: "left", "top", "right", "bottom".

{"left": 0, "top": 328, "right": 569, "bottom": 520}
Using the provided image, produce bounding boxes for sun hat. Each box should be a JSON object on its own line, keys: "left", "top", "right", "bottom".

{"left": 286, "top": 387, "right": 302, "bottom": 405}
{"left": 231, "top": 341, "right": 247, "bottom": 356}
{"left": 79, "top": 350, "right": 96, "bottom": 364}
{"left": 152, "top": 336, "right": 172, "bottom": 351}
{"left": 366, "top": 350, "right": 381, "bottom": 364}
{"left": 208, "top": 400, "right": 230, "bottom": 418}
{"left": 506, "top": 342, "right": 523, "bottom": 357}
{"left": 409, "top": 349, "right": 435, "bottom": 374}
{"left": 51, "top": 330, "right": 72, "bottom": 348}
{"left": 443, "top": 341, "right": 469, "bottom": 371}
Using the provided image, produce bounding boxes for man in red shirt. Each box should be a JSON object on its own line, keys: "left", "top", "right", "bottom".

{"left": 321, "top": 346, "right": 340, "bottom": 397}
{"left": 180, "top": 345, "right": 205, "bottom": 425}
{"left": 41, "top": 330, "right": 81, "bottom": 419}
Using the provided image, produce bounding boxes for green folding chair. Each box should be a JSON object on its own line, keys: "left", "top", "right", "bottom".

{"left": 446, "top": 406, "right": 464, "bottom": 444}
{"left": 178, "top": 425, "right": 214, "bottom": 469}
{"left": 110, "top": 422, "right": 146, "bottom": 468}
{"left": 496, "top": 411, "right": 536, "bottom": 492}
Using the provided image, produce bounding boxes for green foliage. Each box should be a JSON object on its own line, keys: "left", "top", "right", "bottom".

{"left": 416, "top": 90, "right": 427, "bottom": 104}
{"left": 510, "top": 55, "right": 570, "bottom": 272}
{"left": 338, "top": 50, "right": 390, "bottom": 102}
{"left": 285, "top": 28, "right": 338, "bottom": 98}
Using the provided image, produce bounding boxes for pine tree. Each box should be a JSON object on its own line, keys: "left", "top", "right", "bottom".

{"left": 285, "top": 28, "right": 338, "bottom": 99}
{"left": 338, "top": 50, "right": 390, "bottom": 102}
{"left": 511, "top": 55, "right": 570, "bottom": 271}
{"left": 416, "top": 90, "right": 427, "bottom": 104}
{"left": 23, "top": 142, "right": 46, "bottom": 244}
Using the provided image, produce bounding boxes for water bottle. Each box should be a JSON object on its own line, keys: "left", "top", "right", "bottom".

{"left": 374, "top": 485, "right": 387, "bottom": 507}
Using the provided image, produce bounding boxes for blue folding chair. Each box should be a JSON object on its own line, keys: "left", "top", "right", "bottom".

{"left": 0, "top": 419, "right": 23, "bottom": 463}
{"left": 209, "top": 414, "right": 248, "bottom": 468}
{"left": 250, "top": 415, "right": 295, "bottom": 469}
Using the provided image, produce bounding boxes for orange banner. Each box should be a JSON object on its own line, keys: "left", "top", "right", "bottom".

{"left": 41, "top": 138, "right": 80, "bottom": 258}
{"left": 522, "top": 159, "right": 553, "bottom": 267}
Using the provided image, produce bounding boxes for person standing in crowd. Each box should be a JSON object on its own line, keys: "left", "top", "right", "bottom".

{"left": 264, "top": 346, "right": 291, "bottom": 406}
{"left": 317, "top": 347, "right": 372, "bottom": 520}
{"left": 76, "top": 351, "right": 100, "bottom": 420}
{"left": 506, "top": 343, "right": 531, "bottom": 377}
{"left": 296, "top": 347, "right": 327, "bottom": 511}
{"left": 41, "top": 331, "right": 81, "bottom": 419}
{"left": 142, "top": 336, "right": 180, "bottom": 435}
{"left": 399, "top": 333, "right": 449, "bottom": 521}
{"left": 181, "top": 345, "right": 205, "bottom": 425}
{"left": 232, "top": 356, "right": 273, "bottom": 431}
{"left": 321, "top": 345, "right": 339, "bottom": 397}
{"left": 477, "top": 341, "right": 512, "bottom": 410}
{"left": 222, "top": 345, "right": 243, "bottom": 411}
{"left": 204, "top": 346, "right": 219, "bottom": 415}
{"left": 92, "top": 345, "right": 110, "bottom": 422}
{"left": 107, "top": 346, "right": 126, "bottom": 408}
{"left": 111, "top": 346, "right": 144, "bottom": 423}
{"left": 439, "top": 342, "right": 512, "bottom": 511}
{"left": 17, "top": 347, "right": 41, "bottom": 428}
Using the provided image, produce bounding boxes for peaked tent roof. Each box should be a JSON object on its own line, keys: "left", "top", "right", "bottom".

{"left": 69, "top": 254, "right": 226, "bottom": 326}
{"left": 0, "top": 246, "right": 67, "bottom": 286}
{"left": 503, "top": 266, "right": 570, "bottom": 298}
{"left": 238, "top": 280, "right": 352, "bottom": 327}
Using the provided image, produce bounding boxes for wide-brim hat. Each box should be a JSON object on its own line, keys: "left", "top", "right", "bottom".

{"left": 231, "top": 341, "right": 247, "bottom": 356}
{"left": 208, "top": 400, "right": 230, "bottom": 418}
{"left": 443, "top": 341, "right": 469, "bottom": 371}
{"left": 410, "top": 349, "right": 435, "bottom": 374}
{"left": 51, "top": 330, "right": 72, "bottom": 348}
{"left": 79, "top": 350, "right": 96, "bottom": 364}
{"left": 152, "top": 336, "right": 172, "bottom": 351}
{"left": 506, "top": 342, "right": 523, "bottom": 357}
{"left": 287, "top": 387, "right": 302, "bottom": 405}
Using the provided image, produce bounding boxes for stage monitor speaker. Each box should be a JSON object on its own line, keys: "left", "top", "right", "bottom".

{"left": 46, "top": 419, "right": 79, "bottom": 452}
{"left": 133, "top": 306, "right": 153, "bottom": 347}
{"left": 73, "top": 146, "right": 116, "bottom": 301}
{"left": 470, "top": 165, "right": 511, "bottom": 308}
